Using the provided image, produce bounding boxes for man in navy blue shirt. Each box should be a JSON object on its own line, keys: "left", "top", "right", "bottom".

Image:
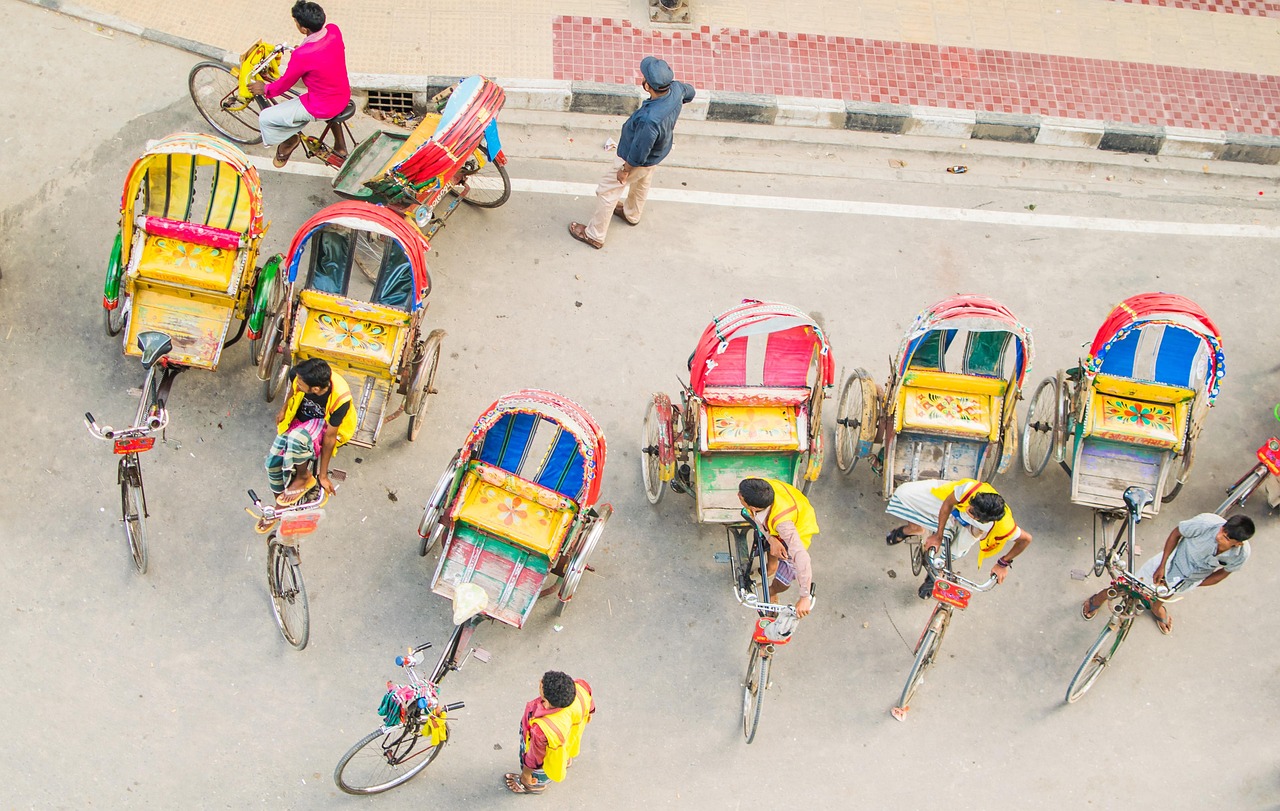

{"left": 569, "top": 56, "right": 696, "bottom": 249}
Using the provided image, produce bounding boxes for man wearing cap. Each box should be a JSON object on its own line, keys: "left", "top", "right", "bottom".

{"left": 569, "top": 56, "right": 696, "bottom": 249}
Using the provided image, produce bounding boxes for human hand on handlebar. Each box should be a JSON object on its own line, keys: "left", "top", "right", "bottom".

{"left": 991, "top": 562, "right": 1011, "bottom": 584}
{"left": 922, "top": 533, "right": 943, "bottom": 552}
{"left": 248, "top": 80, "right": 267, "bottom": 96}
{"left": 795, "top": 594, "right": 812, "bottom": 618}
{"left": 320, "top": 474, "right": 336, "bottom": 495}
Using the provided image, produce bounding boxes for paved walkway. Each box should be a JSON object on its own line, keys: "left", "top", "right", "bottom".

{"left": 72, "top": 0, "right": 1280, "bottom": 134}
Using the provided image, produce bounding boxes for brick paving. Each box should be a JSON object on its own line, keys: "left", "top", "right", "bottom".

{"left": 1109, "top": 0, "right": 1280, "bottom": 18}
{"left": 553, "top": 16, "right": 1280, "bottom": 135}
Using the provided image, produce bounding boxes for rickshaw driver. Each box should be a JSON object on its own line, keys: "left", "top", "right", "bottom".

{"left": 247, "top": 1, "right": 351, "bottom": 167}
{"left": 885, "top": 479, "right": 1033, "bottom": 598}
{"left": 738, "top": 478, "right": 816, "bottom": 618}
{"left": 262, "top": 358, "right": 357, "bottom": 519}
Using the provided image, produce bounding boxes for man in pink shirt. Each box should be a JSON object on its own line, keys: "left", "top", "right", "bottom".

{"left": 248, "top": 1, "right": 351, "bottom": 166}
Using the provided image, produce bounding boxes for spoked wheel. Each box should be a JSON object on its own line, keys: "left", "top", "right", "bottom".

{"left": 1020, "top": 375, "right": 1060, "bottom": 476}
{"left": 249, "top": 266, "right": 286, "bottom": 367}
{"left": 104, "top": 235, "right": 128, "bottom": 337}
{"left": 418, "top": 453, "right": 461, "bottom": 557}
{"left": 1162, "top": 441, "right": 1196, "bottom": 503}
{"left": 334, "top": 726, "right": 444, "bottom": 795}
{"left": 258, "top": 311, "right": 290, "bottom": 402}
{"left": 1093, "top": 515, "right": 1125, "bottom": 578}
{"left": 555, "top": 504, "right": 611, "bottom": 616}
{"left": 1065, "top": 616, "right": 1133, "bottom": 704}
{"left": 640, "top": 399, "right": 670, "bottom": 505}
{"left": 120, "top": 462, "right": 148, "bottom": 574}
{"left": 1216, "top": 467, "right": 1268, "bottom": 517}
{"left": 406, "top": 330, "right": 445, "bottom": 442}
{"left": 104, "top": 300, "right": 129, "bottom": 339}
{"left": 458, "top": 151, "right": 511, "bottom": 208}
{"left": 742, "top": 641, "right": 769, "bottom": 744}
{"left": 909, "top": 541, "right": 924, "bottom": 577}
{"left": 892, "top": 608, "right": 947, "bottom": 720}
{"left": 189, "top": 62, "right": 264, "bottom": 145}
{"left": 834, "top": 369, "right": 875, "bottom": 473}
{"left": 267, "top": 540, "right": 310, "bottom": 650}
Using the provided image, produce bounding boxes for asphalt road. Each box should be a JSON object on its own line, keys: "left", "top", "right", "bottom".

{"left": 2, "top": 2, "right": 1279, "bottom": 808}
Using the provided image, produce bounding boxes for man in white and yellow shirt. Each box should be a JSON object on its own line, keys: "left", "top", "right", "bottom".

{"left": 739, "top": 478, "right": 816, "bottom": 618}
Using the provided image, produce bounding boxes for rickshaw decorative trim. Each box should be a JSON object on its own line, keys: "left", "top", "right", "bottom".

{"left": 895, "top": 294, "right": 1034, "bottom": 386}
{"left": 689, "top": 299, "right": 835, "bottom": 397}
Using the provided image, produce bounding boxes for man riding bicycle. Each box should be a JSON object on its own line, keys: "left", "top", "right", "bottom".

{"left": 1081, "top": 512, "right": 1255, "bottom": 634}
{"left": 247, "top": 1, "right": 351, "bottom": 167}
{"left": 738, "top": 478, "right": 815, "bottom": 618}
{"left": 885, "top": 478, "right": 1034, "bottom": 598}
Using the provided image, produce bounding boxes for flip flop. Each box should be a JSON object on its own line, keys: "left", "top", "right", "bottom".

{"left": 568, "top": 222, "right": 603, "bottom": 249}
{"left": 254, "top": 516, "right": 279, "bottom": 535}
{"left": 1153, "top": 609, "right": 1173, "bottom": 635}
{"left": 504, "top": 773, "right": 545, "bottom": 795}
{"left": 1081, "top": 597, "right": 1101, "bottom": 621}
{"left": 276, "top": 482, "right": 313, "bottom": 507}
{"left": 885, "top": 526, "right": 909, "bottom": 546}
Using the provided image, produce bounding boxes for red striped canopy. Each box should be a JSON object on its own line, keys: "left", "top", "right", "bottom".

{"left": 688, "top": 300, "right": 835, "bottom": 397}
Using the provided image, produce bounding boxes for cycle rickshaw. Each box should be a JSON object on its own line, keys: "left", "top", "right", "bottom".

{"left": 639, "top": 299, "right": 835, "bottom": 521}
{"left": 413, "top": 389, "right": 611, "bottom": 676}
{"left": 834, "top": 294, "right": 1033, "bottom": 487}
{"left": 256, "top": 201, "right": 445, "bottom": 446}
{"left": 89, "top": 132, "right": 275, "bottom": 572}
{"left": 1019, "top": 293, "right": 1224, "bottom": 568}
{"left": 190, "top": 46, "right": 511, "bottom": 242}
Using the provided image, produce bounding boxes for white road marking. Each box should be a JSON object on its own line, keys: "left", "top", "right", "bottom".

{"left": 250, "top": 158, "right": 1280, "bottom": 238}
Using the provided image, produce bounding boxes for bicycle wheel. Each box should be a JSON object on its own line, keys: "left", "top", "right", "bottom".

{"left": 640, "top": 399, "right": 667, "bottom": 505}
{"left": 909, "top": 541, "right": 924, "bottom": 577}
{"left": 189, "top": 62, "right": 264, "bottom": 145}
{"left": 742, "top": 642, "right": 769, "bottom": 744}
{"left": 1065, "top": 615, "right": 1134, "bottom": 704}
{"left": 1216, "top": 467, "right": 1267, "bottom": 517}
{"left": 267, "top": 541, "right": 310, "bottom": 650}
{"left": 406, "top": 330, "right": 444, "bottom": 442}
{"left": 458, "top": 151, "right": 511, "bottom": 208}
{"left": 334, "top": 726, "right": 444, "bottom": 795}
{"left": 121, "top": 461, "right": 148, "bottom": 574}
{"left": 893, "top": 609, "right": 947, "bottom": 719}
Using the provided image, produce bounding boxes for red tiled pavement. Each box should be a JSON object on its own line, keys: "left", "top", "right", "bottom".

{"left": 552, "top": 16, "right": 1280, "bottom": 135}
{"left": 1109, "top": 0, "right": 1280, "bottom": 18}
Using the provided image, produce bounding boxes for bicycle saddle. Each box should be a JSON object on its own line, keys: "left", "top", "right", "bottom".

{"left": 327, "top": 99, "right": 357, "bottom": 123}
{"left": 136, "top": 331, "right": 173, "bottom": 369}
{"left": 1122, "top": 486, "right": 1154, "bottom": 516}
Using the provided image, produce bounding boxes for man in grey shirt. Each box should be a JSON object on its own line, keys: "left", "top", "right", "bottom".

{"left": 1081, "top": 513, "right": 1255, "bottom": 634}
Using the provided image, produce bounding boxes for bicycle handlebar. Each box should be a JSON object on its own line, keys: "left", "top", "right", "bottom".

{"left": 735, "top": 588, "right": 816, "bottom": 616}
{"left": 84, "top": 409, "right": 168, "bottom": 441}
{"left": 923, "top": 547, "right": 998, "bottom": 592}
{"left": 244, "top": 486, "right": 329, "bottom": 522}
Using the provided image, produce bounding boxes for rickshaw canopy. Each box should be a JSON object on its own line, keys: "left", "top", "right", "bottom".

{"left": 283, "top": 201, "right": 432, "bottom": 311}
{"left": 118, "top": 132, "right": 265, "bottom": 267}
{"left": 1085, "top": 293, "right": 1225, "bottom": 403}
{"left": 896, "top": 294, "right": 1034, "bottom": 386}
{"left": 461, "top": 389, "right": 607, "bottom": 506}
{"left": 394, "top": 75, "right": 505, "bottom": 184}
{"left": 689, "top": 300, "right": 835, "bottom": 396}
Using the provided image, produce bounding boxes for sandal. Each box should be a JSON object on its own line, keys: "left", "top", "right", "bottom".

{"left": 613, "top": 204, "right": 638, "bottom": 226}
{"left": 568, "top": 222, "right": 603, "bottom": 249}
{"left": 1152, "top": 607, "right": 1173, "bottom": 635}
{"left": 885, "top": 526, "right": 909, "bottom": 546}
{"left": 273, "top": 136, "right": 300, "bottom": 168}
{"left": 276, "top": 479, "right": 314, "bottom": 507}
{"left": 1081, "top": 596, "right": 1102, "bottom": 621}
{"left": 504, "top": 773, "right": 545, "bottom": 795}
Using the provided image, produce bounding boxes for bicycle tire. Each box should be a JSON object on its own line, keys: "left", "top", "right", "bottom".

{"left": 1065, "top": 615, "right": 1133, "bottom": 704}
{"left": 751, "top": 529, "right": 770, "bottom": 606}
{"left": 189, "top": 62, "right": 265, "bottom": 145}
{"left": 1020, "top": 376, "right": 1058, "bottom": 477}
{"left": 742, "top": 642, "right": 769, "bottom": 744}
{"left": 121, "top": 462, "right": 148, "bottom": 574}
{"left": 334, "top": 726, "right": 444, "bottom": 795}
{"left": 268, "top": 541, "right": 310, "bottom": 650}
{"left": 459, "top": 155, "right": 511, "bottom": 208}
{"left": 894, "top": 610, "right": 946, "bottom": 718}
{"left": 910, "top": 541, "right": 924, "bottom": 577}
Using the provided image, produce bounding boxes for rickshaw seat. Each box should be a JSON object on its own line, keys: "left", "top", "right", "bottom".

{"left": 294, "top": 289, "right": 410, "bottom": 373}
{"left": 700, "top": 403, "right": 804, "bottom": 451}
{"left": 449, "top": 461, "right": 578, "bottom": 560}
{"left": 328, "top": 99, "right": 357, "bottom": 124}
{"left": 136, "top": 331, "right": 173, "bottom": 368}
{"left": 895, "top": 370, "right": 1005, "bottom": 440}
{"left": 1083, "top": 374, "right": 1192, "bottom": 450}
{"left": 133, "top": 218, "right": 242, "bottom": 294}
{"left": 700, "top": 386, "right": 811, "bottom": 407}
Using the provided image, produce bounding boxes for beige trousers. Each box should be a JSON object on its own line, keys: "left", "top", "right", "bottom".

{"left": 584, "top": 158, "right": 657, "bottom": 243}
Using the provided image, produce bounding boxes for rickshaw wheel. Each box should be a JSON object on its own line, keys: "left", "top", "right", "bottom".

{"left": 1162, "top": 441, "right": 1195, "bottom": 503}
{"left": 407, "top": 330, "right": 445, "bottom": 442}
{"left": 556, "top": 504, "right": 611, "bottom": 616}
{"left": 250, "top": 267, "right": 286, "bottom": 367}
{"left": 104, "top": 295, "right": 130, "bottom": 338}
{"left": 188, "top": 62, "right": 264, "bottom": 145}
{"left": 258, "top": 312, "right": 290, "bottom": 402}
{"left": 834, "top": 370, "right": 873, "bottom": 473}
{"left": 418, "top": 452, "right": 461, "bottom": 557}
{"left": 641, "top": 399, "right": 669, "bottom": 505}
{"left": 1020, "top": 376, "right": 1060, "bottom": 477}
{"left": 458, "top": 153, "right": 511, "bottom": 208}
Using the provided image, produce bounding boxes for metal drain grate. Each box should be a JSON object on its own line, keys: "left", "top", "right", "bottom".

{"left": 366, "top": 90, "right": 414, "bottom": 115}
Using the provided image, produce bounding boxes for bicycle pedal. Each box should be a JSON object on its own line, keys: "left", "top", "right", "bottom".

{"left": 471, "top": 647, "right": 491, "bottom": 664}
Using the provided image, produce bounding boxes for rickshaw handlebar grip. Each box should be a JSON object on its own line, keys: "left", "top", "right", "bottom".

{"left": 247, "top": 489, "right": 259, "bottom": 504}
{"left": 444, "top": 701, "right": 465, "bottom": 712}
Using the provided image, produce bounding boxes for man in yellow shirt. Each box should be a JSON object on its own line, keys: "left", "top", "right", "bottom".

{"left": 263, "top": 358, "right": 356, "bottom": 517}
{"left": 738, "top": 478, "right": 816, "bottom": 618}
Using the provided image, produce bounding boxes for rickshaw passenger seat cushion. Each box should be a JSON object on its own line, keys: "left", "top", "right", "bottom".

{"left": 450, "top": 461, "right": 578, "bottom": 559}
{"left": 895, "top": 370, "right": 1005, "bottom": 440}
{"left": 1085, "top": 375, "right": 1191, "bottom": 450}
{"left": 702, "top": 404, "right": 803, "bottom": 451}
{"left": 700, "top": 386, "right": 811, "bottom": 406}
{"left": 141, "top": 217, "right": 242, "bottom": 250}
{"left": 134, "top": 232, "right": 241, "bottom": 294}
